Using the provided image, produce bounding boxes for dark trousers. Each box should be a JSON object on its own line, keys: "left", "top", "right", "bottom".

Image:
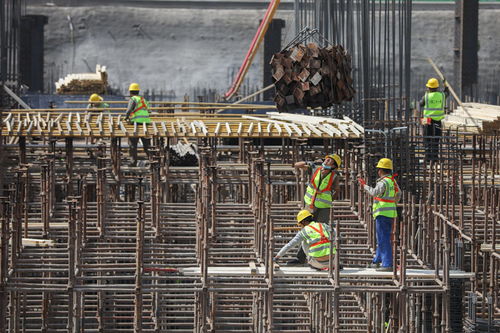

{"left": 372, "top": 216, "right": 393, "bottom": 268}
{"left": 424, "top": 120, "right": 442, "bottom": 162}
{"left": 129, "top": 137, "right": 151, "bottom": 164}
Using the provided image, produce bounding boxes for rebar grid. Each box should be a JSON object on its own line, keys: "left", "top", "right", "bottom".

{"left": 0, "top": 122, "right": 498, "bottom": 332}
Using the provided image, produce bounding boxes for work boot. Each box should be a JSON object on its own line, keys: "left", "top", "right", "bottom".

{"left": 368, "top": 262, "right": 380, "bottom": 268}
{"left": 285, "top": 258, "right": 304, "bottom": 266}
{"left": 376, "top": 266, "right": 393, "bottom": 272}
{"left": 309, "top": 264, "right": 343, "bottom": 271}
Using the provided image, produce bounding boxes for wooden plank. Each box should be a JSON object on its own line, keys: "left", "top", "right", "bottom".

{"left": 249, "top": 261, "right": 257, "bottom": 275}
{"left": 180, "top": 266, "right": 475, "bottom": 279}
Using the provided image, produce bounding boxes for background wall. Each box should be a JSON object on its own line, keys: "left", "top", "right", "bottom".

{"left": 28, "top": 2, "right": 500, "bottom": 103}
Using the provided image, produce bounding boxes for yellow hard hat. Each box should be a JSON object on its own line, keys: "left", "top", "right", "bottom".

{"left": 89, "top": 93, "right": 103, "bottom": 102}
{"left": 426, "top": 78, "right": 439, "bottom": 89}
{"left": 325, "top": 153, "right": 342, "bottom": 168}
{"left": 129, "top": 83, "right": 140, "bottom": 91}
{"left": 376, "top": 158, "right": 393, "bottom": 170}
{"left": 296, "top": 210, "right": 313, "bottom": 224}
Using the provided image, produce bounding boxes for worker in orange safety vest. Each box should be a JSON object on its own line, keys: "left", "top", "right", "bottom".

{"left": 274, "top": 210, "right": 338, "bottom": 271}
{"left": 286, "top": 153, "right": 341, "bottom": 265}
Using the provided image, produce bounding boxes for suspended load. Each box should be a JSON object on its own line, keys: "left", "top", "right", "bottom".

{"left": 271, "top": 41, "right": 355, "bottom": 113}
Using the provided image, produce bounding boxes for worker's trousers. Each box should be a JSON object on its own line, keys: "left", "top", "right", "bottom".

{"left": 129, "top": 137, "right": 151, "bottom": 165}
{"left": 373, "top": 216, "right": 393, "bottom": 268}
{"left": 424, "top": 120, "right": 442, "bottom": 161}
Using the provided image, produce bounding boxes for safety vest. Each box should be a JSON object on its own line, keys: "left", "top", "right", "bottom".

{"left": 130, "top": 95, "right": 151, "bottom": 123}
{"left": 88, "top": 102, "right": 110, "bottom": 111}
{"left": 423, "top": 91, "right": 445, "bottom": 121}
{"left": 303, "top": 168, "right": 336, "bottom": 209}
{"left": 301, "top": 222, "right": 335, "bottom": 258}
{"left": 372, "top": 176, "right": 398, "bottom": 218}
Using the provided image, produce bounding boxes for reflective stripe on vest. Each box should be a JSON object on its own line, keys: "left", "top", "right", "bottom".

{"left": 130, "top": 96, "right": 151, "bottom": 123}
{"left": 372, "top": 176, "right": 398, "bottom": 218}
{"left": 423, "top": 91, "right": 445, "bottom": 121}
{"left": 301, "top": 222, "right": 335, "bottom": 257}
{"left": 303, "top": 168, "right": 336, "bottom": 209}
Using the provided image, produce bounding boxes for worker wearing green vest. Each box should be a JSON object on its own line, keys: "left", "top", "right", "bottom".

{"left": 358, "top": 158, "right": 401, "bottom": 271}
{"left": 419, "top": 78, "right": 449, "bottom": 161}
{"left": 287, "top": 153, "right": 341, "bottom": 265}
{"left": 294, "top": 153, "right": 341, "bottom": 223}
{"left": 125, "top": 83, "right": 151, "bottom": 165}
{"left": 87, "top": 94, "right": 110, "bottom": 112}
{"left": 274, "top": 210, "right": 337, "bottom": 270}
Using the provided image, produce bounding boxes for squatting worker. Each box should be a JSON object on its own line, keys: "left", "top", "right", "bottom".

{"left": 274, "top": 210, "right": 337, "bottom": 271}
{"left": 287, "top": 154, "right": 341, "bottom": 265}
{"left": 358, "top": 158, "right": 401, "bottom": 272}
{"left": 419, "top": 77, "right": 449, "bottom": 162}
{"left": 125, "top": 83, "right": 151, "bottom": 165}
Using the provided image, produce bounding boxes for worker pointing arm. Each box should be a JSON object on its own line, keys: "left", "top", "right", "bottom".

{"left": 357, "top": 158, "right": 400, "bottom": 271}
{"left": 285, "top": 154, "right": 341, "bottom": 266}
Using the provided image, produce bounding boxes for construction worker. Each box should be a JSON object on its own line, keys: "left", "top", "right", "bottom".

{"left": 419, "top": 78, "right": 449, "bottom": 162}
{"left": 125, "top": 83, "right": 151, "bottom": 165}
{"left": 274, "top": 210, "right": 336, "bottom": 270}
{"left": 358, "top": 158, "right": 401, "bottom": 271}
{"left": 294, "top": 153, "right": 341, "bottom": 222}
{"left": 287, "top": 154, "right": 341, "bottom": 265}
{"left": 87, "top": 93, "right": 110, "bottom": 112}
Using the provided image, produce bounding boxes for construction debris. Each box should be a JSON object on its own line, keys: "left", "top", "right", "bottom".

{"left": 55, "top": 64, "right": 108, "bottom": 95}
{"left": 271, "top": 43, "right": 355, "bottom": 112}
{"left": 443, "top": 102, "right": 500, "bottom": 134}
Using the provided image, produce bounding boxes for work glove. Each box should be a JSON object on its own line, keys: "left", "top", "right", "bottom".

{"left": 357, "top": 177, "right": 366, "bottom": 187}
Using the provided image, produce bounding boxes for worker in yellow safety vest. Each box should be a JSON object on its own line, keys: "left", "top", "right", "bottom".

{"left": 287, "top": 153, "right": 341, "bottom": 266}
{"left": 274, "top": 210, "right": 338, "bottom": 271}
{"left": 358, "top": 158, "right": 401, "bottom": 271}
{"left": 125, "top": 83, "right": 151, "bottom": 165}
{"left": 419, "top": 77, "right": 449, "bottom": 162}
{"left": 87, "top": 93, "right": 110, "bottom": 112}
{"left": 294, "top": 153, "right": 341, "bottom": 223}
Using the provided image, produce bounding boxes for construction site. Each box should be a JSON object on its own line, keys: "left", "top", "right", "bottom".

{"left": 0, "top": 0, "right": 499, "bottom": 332}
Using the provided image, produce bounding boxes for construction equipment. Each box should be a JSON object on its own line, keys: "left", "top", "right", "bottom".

{"left": 325, "top": 154, "right": 342, "bottom": 168}
{"left": 224, "top": 0, "right": 282, "bottom": 99}
{"left": 296, "top": 209, "right": 313, "bottom": 224}
{"left": 426, "top": 77, "right": 439, "bottom": 88}
{"left": 376, "top": 158, "right": 393, "bottom": 170}
{"left": 89, "top": 93, "right": 103, "bottom": 102}
{"left": 129, "top": 82, "right": 140, "bottom": 91}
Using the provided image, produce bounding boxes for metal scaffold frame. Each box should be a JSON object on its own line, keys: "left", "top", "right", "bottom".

{"left": 0, "top": 107, "right": 498, "bottom": 331}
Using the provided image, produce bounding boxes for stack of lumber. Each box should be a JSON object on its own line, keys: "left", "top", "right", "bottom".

{"left": 271, "top": 43, "right": 355, "bottom": 113}
{"left": 443, "top": 103, "right": 500, "bottom": 134}
{"left": 55, "top": 64, "right": 108, "bottom": 94}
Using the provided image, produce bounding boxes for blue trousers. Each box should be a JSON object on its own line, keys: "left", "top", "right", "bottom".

{"left": 372, "top": 216, "right": 393, "bottom": 267}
